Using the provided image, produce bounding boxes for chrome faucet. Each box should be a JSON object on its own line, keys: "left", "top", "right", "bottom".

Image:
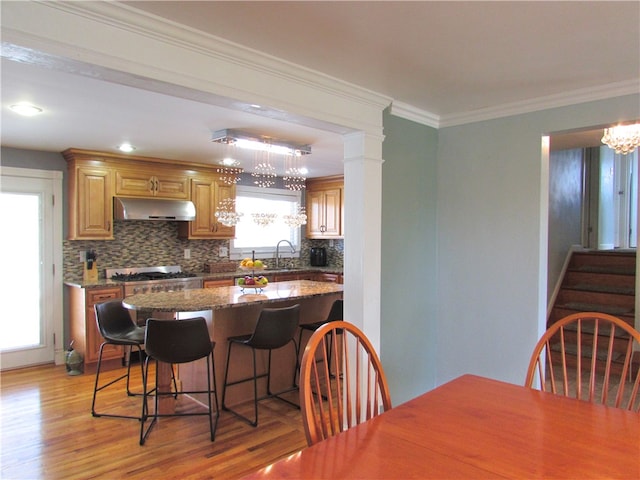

{"left": 275, "top": 239, "right": 295, "bottom": 269}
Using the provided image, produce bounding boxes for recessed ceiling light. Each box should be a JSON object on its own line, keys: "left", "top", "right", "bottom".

{"left": 118, "top": 143, "right": 136, "bottom": 153}
{"left": 9, "top": 102, "right": 43, "bottom": 117}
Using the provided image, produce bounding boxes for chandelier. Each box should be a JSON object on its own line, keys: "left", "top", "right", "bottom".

{"left": 216, "top": 158, "right": 242, "bottom": 185}
{"left": 283, "top": 204, "right": 307, "bottom": 228}
{"left": 212, "top": 129, "right": 311, "bottom": 156}
{"left": 214, "top": 198, "right": 243, "bottom": 227}
{"left": 251, "top": 212, "right": 278, "bottom": 227}
{"left": 250, "top": 150, "right": 276, "bottom": 188}
{"left": 601, "top": 124, "right": 640, "bottom": 155}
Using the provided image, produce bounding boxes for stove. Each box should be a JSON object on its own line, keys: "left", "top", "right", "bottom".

{"left": 107, "top": 265, "right": 203, "bottom": 296}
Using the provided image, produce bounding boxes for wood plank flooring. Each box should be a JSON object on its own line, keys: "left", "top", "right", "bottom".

{"left": 1, "top": 363, "right": 307, "bottom": 479}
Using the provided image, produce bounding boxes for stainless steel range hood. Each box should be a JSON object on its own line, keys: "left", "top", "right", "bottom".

{"left": 114, "top": 197, "right": 196, "bottom": 221}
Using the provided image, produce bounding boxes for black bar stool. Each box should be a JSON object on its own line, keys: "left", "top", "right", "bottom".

{"left": 295, "top": 299, "right": 343, "bottom": 385}
{"left": 92, "top": 300, "right": 146, "bottom": 420}
{"left": 222, "top": 304, "right": 300, "bottom": 426}
{"left": 140, "top": 317, "right": 219, "bottom": 445}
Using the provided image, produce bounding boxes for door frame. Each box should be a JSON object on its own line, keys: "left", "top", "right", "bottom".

{"left": 1, "top": 166, "right": 64, "bottom": 368}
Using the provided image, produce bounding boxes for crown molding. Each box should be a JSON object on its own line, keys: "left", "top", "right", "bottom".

{"left": 43, "top": 1, "right": 391, "bottom": 113}
{"left": 439, "top": 79, "right": 640, "bottom": 128}
{"left": 389, "top": 102, "right": 440, "bottom": 128}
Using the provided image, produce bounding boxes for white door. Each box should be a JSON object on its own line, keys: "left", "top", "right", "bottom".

{"left": 0, "top": 167, "right": 63, "bottom": 369}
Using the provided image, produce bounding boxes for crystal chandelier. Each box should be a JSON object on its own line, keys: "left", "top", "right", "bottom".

{"left": 251, "top": 212, "right": 278, "bottom": 227}
{"left": 252, "top": 151, "right": 277, "bottom": 188}
{"left": 601, "top": 124, "right": 640, "bottom": 155}
{"left": 214, "top": 198, "right": 243, "bottom": 227}
{"left": 283, "top": 204, "right": 307, "bottom": 228}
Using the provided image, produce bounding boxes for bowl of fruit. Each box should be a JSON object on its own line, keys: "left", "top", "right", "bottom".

{"left": 238, "top": 275, "right": 269, "bottom": 291}
{"left": 239, "top": 258, "right": 266, "bottom": 271}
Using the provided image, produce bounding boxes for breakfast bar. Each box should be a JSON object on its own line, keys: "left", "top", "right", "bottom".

{"left": 123, "top": 280, "right": 343, "bottom": 411}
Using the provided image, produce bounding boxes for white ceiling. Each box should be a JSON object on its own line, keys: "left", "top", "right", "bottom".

{"left": 2, "top": 1, "right": 639, "bottom": 175}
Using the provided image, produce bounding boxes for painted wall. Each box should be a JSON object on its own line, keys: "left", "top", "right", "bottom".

{"left": 381, "top": 110, "right": 439, "bottom": 403}
{"left": 547, "top": 148, "right": 583, "bottom": 304}
{"left": 435, "top": 94, "right": 640, "bottom": 387}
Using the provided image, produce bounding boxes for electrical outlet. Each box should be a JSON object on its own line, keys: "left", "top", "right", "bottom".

{"left": 184, "top": 249, "right": 191, "bottom": 259}
{"left": 329, "top": 239, "right": 334, "bottom": 247}
{"left": 78, "top": 250, "right": 86, "bottom": 262}
{"left": 219, "top": 246, "right": 228, "bottom": 257}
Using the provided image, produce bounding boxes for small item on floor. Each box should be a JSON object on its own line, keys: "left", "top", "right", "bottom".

{"left": 65, "top": 341, "right": 83, "bottom": 376}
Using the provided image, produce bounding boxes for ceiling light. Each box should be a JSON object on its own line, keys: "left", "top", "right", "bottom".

{"left": 212, "top": 129, "right": 311, "bottom": 156}
{"left": 118, "top": 143, "right": 136, "bottom": 153}
{"left": 601, "top": 124, "right": 640, "bottom": 155}
{"left": 9, "top": 103, "right": 43, "bottom": 116}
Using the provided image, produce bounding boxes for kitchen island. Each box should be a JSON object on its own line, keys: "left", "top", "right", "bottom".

{"left": 123, "top": 280, "right": 343, "bottom": 411}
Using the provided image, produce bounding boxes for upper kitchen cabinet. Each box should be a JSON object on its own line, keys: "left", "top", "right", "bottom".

{"left": 178, "top": 174, "right": 236, "bottom": 239}
{"left": 115, "top": 167, "right": 189, "bottom": 199}
{"left": 306, "top": 175, "right": 344, "bottom": 239}
{"left": 64, "top": 151, "right": 114, "bottom": 240}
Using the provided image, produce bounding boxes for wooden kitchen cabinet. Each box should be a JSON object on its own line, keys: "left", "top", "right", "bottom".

{"left": 64, "top": 154, "right": 114, "bottom": 240}
{"left": 115, "top": 167, "right": 189, "bottom": 199}
{"left": 306, "top": 176, "right": 343, "bottom": 238}
{"left": 68, "top": 285, "right": 124, "bottom": 372}
{"left": 273, "top": 271, "right": 316, "bottom": 282}
{"left": 178, "top": 175, "right": 236, "bottom": 239}
{"left": 315, "top": 273, "right": 343, "bottom": 284}
{"left": 203, "top": 278, "right": 235, "bottom": 288}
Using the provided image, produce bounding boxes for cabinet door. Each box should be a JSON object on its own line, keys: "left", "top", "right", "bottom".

{"left": 322, "top": 188, "right": 342, "bottom": 236}
{"left": 306, "top": 189, "right": 325, "bottom": 237}
{"left": 203, "top": 278, "right": 234, "bottom": 288}
{"left": 315, "top": 273, "right": 342, "bottom": 283}
{"left": 74, "top": 167, "right": 113, "bottom": 240}
{"left": 306, "top": 187, "right": 342, "bottom": 238}
{"left": 154, "top": 173, "right": 189, "bottom": 199}
{"left": 85, "top": 288, "right": 123, "bottom": 364}
{"left": 179, "top": 176, "right": 236, "bottom": 239}
{"left": 214, "top": 179, "right": 236, "bottom": 238}
{"left": 115, "top": 169, "right": 189, "bottom": 199}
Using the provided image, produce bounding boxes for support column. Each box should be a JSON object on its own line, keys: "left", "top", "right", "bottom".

{"left": 343, "top": 131, "right": 385, "bottom": 352}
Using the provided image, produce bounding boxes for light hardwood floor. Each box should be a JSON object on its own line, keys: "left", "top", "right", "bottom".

{"left": 1, "top": 363, "right": 306, "bottom": 479}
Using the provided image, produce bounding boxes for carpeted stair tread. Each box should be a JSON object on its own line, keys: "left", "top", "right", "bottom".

{"left": 567, "top": 284, "right": 635, "bottom": 295}
{"left": 573, "top": 265, "right": 636, "bottom": 275}
{"left": 550, "top": 342, "right": 625, "bottom": 363}
{"left": 559, "top": 302, "right": 633, "bottom": 316}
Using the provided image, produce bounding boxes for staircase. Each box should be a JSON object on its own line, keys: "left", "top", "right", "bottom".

{"left": 549, "top": 250, "right": 636, "bottom": 329}
{"left": 548, "top": 250, "right": 638, "bottom": 375}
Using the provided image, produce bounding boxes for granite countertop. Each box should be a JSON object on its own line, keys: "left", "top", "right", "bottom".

{"left": 64, "top": 266, "right": 343, "bottom": 289}
{"left": 122, "top": 280, "right": 344, "bottom": 312}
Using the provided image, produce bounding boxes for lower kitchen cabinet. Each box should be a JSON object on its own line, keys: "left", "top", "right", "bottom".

{"left": 203, "top": 278, "right": 235, "bottom": 288}
{"left": 68, "top": 285, "right": 124, "bottom": 373}
{"left": 315, "top": 273, "right": 343, "bottom": 284}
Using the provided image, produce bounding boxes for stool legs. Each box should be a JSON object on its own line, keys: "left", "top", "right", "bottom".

{"left": 222, "top": 340, "right": 299, "bottom": 427}
{"left": 140, "top": 353, "right": 219, "bottom": 445}
{"left": 92, "top": 343, "right": 145, "bottom": 420}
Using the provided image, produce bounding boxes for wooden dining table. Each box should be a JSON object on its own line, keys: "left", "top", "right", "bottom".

{"left": 244, "top": 374, "right": 640, "bottom": 479}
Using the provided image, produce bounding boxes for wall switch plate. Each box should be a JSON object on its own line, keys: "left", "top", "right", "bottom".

{"left": 329, "top": 239, "right": 334, "bottom": 247}
{"left": 78, "top": 250, "right": 86, "bottom": 262}
{"left": 219, "top": 246, "right": 228, "bottom": 257}
{"left": 184, "top": 249, "right": 191, "bottom": 259}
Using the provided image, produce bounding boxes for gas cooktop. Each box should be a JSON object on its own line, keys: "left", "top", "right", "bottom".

{"left": 106, "top": 265, "right": 196, "bottom": 282}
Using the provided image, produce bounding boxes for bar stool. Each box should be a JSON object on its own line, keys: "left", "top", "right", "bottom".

{"left": 295, "top": 299, "right": 343, "bottom": 385}
{"left": 140, "top": 317, "right": 219, "bottom": 445}
{"left": 92, "top": 300, "right": 146, "bottom": 420}
{"left": 222, "top": 304, "right": 300, "bottom": 427}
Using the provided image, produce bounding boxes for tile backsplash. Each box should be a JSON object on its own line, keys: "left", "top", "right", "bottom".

{"left": 63, "top": 220, "right": 343, "bottom": 279}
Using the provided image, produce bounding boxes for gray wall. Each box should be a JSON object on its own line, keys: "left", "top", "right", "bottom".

{"left": 434, "top": 93, "right": 640, "bottom": 388}
{"left": 548, "top": 148, "right": 583, "bottom": 303}
{"left": 381, "top": 110, "right": 439, "bottom": 404}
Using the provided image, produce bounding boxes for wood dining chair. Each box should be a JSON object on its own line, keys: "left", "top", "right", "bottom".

{"left": 525, "top": 312, "right": 640, "bottom": 411}
{"left": 299, "top": 321, "right": 392, "bottom": 446}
